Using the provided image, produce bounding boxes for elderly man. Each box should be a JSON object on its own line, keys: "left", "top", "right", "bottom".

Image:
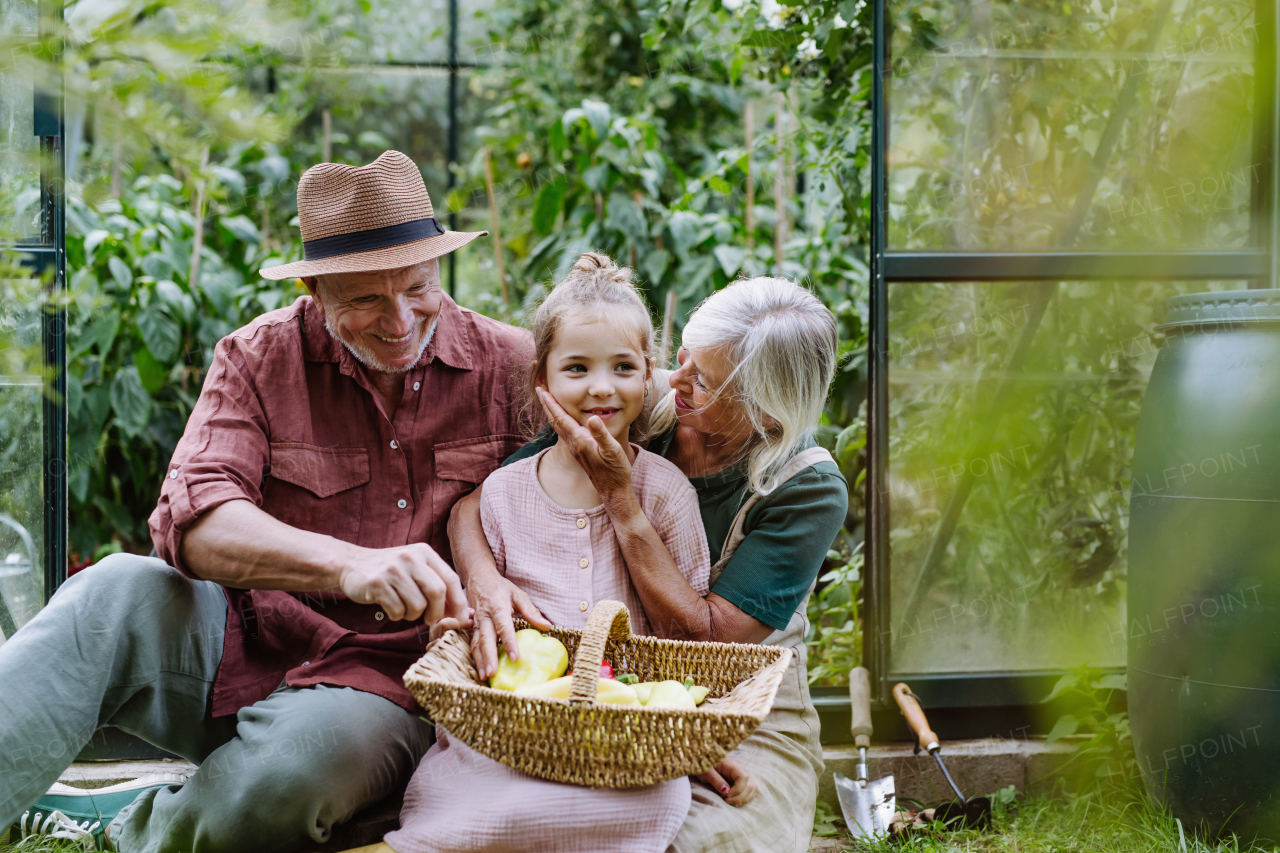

{"left": 0, "top": 151, "right": 540, "bottom": 852}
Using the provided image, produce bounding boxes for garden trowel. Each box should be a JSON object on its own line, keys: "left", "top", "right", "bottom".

{"left": 833, "top": 666, "right": 895, "bottom": 840}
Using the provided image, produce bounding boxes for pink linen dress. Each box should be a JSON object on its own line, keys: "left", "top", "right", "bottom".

{"left": 386, "top": 446, "right": 712, "bottom": 853}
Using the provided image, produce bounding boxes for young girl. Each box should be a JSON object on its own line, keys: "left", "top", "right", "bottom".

{"left": 384, "top": 253, "right": 712, "bottom": 853}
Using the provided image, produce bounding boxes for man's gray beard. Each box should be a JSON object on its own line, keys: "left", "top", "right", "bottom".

{"left": 323, "top": 308, "right": 439, "bottom": 375}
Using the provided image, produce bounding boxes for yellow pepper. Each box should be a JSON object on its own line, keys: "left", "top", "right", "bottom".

{"left": 630, "top": 678, "right": 710, "bottom": 708}
{"left": 643, "top": 680, "right": 698, "bottom": 709}
{"left": 488, "top": 629, "right": 569, "bottom": 692}
{"left": 516, "top": 675, "right": 640, "bottom": 705}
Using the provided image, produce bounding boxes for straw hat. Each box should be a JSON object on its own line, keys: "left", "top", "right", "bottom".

{"left": 259, "top": 150, "right": 487, "bottom": 281}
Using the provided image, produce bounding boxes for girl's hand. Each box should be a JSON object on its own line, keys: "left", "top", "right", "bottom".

{"left": 696, "top": 756, "right": 758, "bottom": 807}
{"left": 427, "top": 608, "right": 474, "bottom": 644}
{"left": 535, "top": 386, "right": 633, "bottom": 501}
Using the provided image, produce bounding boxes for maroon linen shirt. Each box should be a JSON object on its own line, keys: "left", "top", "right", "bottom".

{"left": 148, "top": 294, "right": 532, "bottom": 717}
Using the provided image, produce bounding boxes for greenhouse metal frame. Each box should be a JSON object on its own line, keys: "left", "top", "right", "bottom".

{"left": 861, "top": 0, "right": 1280, "bottom": 723}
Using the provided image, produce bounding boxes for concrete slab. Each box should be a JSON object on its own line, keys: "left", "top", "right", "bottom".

{"left": 818, "top": 736, "right": 1079, "bottom": 812}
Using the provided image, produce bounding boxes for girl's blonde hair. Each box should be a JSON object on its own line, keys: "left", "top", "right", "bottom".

{"left": 523, "top": 252, "right": 655, "bottom": 440}
{"left": 650, "top": 277, "right": 838, "bottom": 493}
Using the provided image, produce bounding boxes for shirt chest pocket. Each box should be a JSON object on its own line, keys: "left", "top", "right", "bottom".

{"left": 264, "top": 442, "right": 371, "bottom": 544}
{"left": 433, "top": 434, "right": 526, "bottom": 519}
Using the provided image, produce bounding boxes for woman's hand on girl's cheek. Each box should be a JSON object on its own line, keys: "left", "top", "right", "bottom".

{"left": 536, "top": 387, "right": 633, "bottom": 496}
{"left": 696, "top": 756, "right": 758, "bottom": 807}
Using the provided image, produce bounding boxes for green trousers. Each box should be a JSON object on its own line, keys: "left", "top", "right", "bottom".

{"left": 0, "top": 553, "right": 433, "bottom": 853}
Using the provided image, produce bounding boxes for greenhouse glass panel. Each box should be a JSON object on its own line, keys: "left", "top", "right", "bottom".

{"left": 0, "top": 0, "right": 39, "bottom": 243}
{"left": 887, "top": 0, "right": 1260, "bottom": 252}
{"left": 0, "top": 0, "right": 47, "bottom": 646}
{"left": 885, "top": 278, "right": 1246, "bottom": 676}
{"left": 0, "top": 269, "right": 47, "bottom": 646}
{"left": 339, "top": 0, "right": 496, "bottom": 65}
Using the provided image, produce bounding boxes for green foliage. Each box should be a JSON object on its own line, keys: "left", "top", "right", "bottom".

{"left": 63, "top": 166, "right": 298, "bottom": 555}
{"left": 811, "top": 798, "right": 846, "bottom": 838}
{"left": 806, "top": 541, "right": 863, "bottom": 686}
{"left": 460, "top": 0, "right": 872, "bottom": 323}
{"left": 806, "top": 790, "right": 1276, "bottom": 853}
{"left": 1040, "top": 665, "right": 1138, "bottom": 791}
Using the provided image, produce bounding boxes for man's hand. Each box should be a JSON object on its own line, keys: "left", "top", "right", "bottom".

{"left": 535, "top": 386, "right": 633, "bottom": 500}
{"left": 337, "top": 542, "right": 471, "bottom": 624}
{"left": 467, "top": 565, "right": 552, "bottom": 680}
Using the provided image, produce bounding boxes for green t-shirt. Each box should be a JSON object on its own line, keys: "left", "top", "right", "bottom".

{"left": 503, "top": 427, "right": 849, "bottom": 631}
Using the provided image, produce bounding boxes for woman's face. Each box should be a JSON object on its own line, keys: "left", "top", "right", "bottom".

{"left": 541, "top": 311, "right": 650, "bottom": 444}
{"left": 668, "top": 346, "right": 756, "bottom": 444}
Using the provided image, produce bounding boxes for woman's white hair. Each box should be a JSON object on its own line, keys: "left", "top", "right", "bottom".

{"left": 650, "top": 276, "right": 838, "bottom": 493}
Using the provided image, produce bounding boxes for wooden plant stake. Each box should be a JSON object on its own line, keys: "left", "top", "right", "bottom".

{"left": 322, "top": 109, "right": 332, "bottom": 163}
{"left": 189, "top": 146, "right": 209, "bottom": 290}
{"left": 659, "top": 289, "right": 677, "bottom": 369}
{"left": 111, "top": 123, "right": 122, "bottom": 198}
{"left": 631, "top": 189, "right": 644, "bottom": 271}
{"left": 483, "top": 148, "right": 508, "bottom": 306}
{"left": 774, "top": 91, "right": 786, "bottom": 276}
{"left": 744, "top": 100, "right": 754, "bottom": 250}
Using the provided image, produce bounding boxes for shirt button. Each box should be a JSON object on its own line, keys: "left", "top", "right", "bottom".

{"left": 576, "top": 518, "right": 586, "bottom": 529}
{"left": 375, "top": 611, "right": 386, "bottom": 621}
{"left": 579, "top": 601, "right": 589, "bottom": 612}
{"left": 302, "top": 661, "right": 310, "bottom": 666}
{"left": 397, "top": 499, "right": 407, "bottom": 509}
{"left": 168, "top": 469, "right": 177, "bottom": 479}
{"left": 413, "top": 381, "right": 421, "bottom": 391}
{"left": 390, "top": 440, "right": 398, "bottom": 449}
{"left": 579, "top": 557, "right": 589, "bottom": 569}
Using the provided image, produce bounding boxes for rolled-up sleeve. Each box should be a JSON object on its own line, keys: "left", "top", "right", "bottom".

{"left": 149, "top": 338, "right": 270, "bottom": 575}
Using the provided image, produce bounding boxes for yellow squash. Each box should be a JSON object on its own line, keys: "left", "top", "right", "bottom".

{"left": 515, "top": 675, "right": 641, "bottom": 705}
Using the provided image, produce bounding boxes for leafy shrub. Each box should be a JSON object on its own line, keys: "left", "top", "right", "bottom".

{"left": 1041, "top": 665, "right": 1138, "bottom": 791}
{"left": 64, "top": 163, "right": 298, "bottom": 556}
{"left": 806, "top": 541, "right": 863, "bottom": 686}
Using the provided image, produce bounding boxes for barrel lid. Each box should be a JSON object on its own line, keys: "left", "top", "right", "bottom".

{"left": 1159, "top": 289, "right": 1280, "bottom": 331}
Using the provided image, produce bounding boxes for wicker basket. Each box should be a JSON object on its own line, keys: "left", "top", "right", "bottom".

{"left": 403, "top": 599, "right": 791, "bottom": 788}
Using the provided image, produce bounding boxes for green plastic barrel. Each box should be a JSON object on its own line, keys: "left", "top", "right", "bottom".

{"left": 1129, "top": 289, "right": 1280, "bottom": 840}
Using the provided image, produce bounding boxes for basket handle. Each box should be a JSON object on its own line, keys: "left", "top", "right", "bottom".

{"left": 568, "top": 600, "right": 632, "bottom": 706}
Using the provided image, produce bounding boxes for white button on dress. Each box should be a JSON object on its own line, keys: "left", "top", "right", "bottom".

{"left": 397, "top": 499, "right": 407, "bottom": 509}
{"left": 413, "top": 382, "right": 421, "bottom": 391}
{"left": 390, "top": 440, "right": 398, "bottom": 449}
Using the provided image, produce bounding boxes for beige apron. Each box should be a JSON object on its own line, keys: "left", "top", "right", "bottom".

{"left": 668, "top": 447, "right": 834, "bottom": 853}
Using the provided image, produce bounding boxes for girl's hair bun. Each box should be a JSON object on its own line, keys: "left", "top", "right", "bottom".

{"left": 571, "top": 251, "right": 613, "bottom": 273}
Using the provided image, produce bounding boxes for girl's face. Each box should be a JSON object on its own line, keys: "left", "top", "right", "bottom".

{"left": 541, "top": 311, "right": 650, "bottom": 444}
{"left": 668, "top": 345, "right": 756, "bottom": 444}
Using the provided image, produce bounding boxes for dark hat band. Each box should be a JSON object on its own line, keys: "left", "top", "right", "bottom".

{"left": 303, "top": 216, "right": 446, "bottom": 261}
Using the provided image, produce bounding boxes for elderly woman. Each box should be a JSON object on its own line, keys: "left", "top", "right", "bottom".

{"left": 452, "top": 274, "right": 848, "bottom": 853}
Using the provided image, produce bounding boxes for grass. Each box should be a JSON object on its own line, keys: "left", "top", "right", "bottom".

{"left": 6, "top": 791, "right": 1280, "bottom": 852}
{"left": 810, "top": 789, "right": 1280, "bottom": 853}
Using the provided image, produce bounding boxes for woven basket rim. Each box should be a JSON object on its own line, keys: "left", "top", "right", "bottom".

{"left": 404, "top": 646, "right": 789, "bottom": 720}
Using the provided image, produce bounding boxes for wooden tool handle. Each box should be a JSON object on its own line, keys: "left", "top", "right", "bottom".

{"left": 849, "top": 667, "right": 873, "bottom": 748}
{"left": 892, "top": 682, "right": 939, "bottom": 751}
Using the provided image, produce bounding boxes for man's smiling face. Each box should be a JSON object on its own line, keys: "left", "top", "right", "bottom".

{"left": 306, "top": 259, "right": 444, "bottom": 374}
